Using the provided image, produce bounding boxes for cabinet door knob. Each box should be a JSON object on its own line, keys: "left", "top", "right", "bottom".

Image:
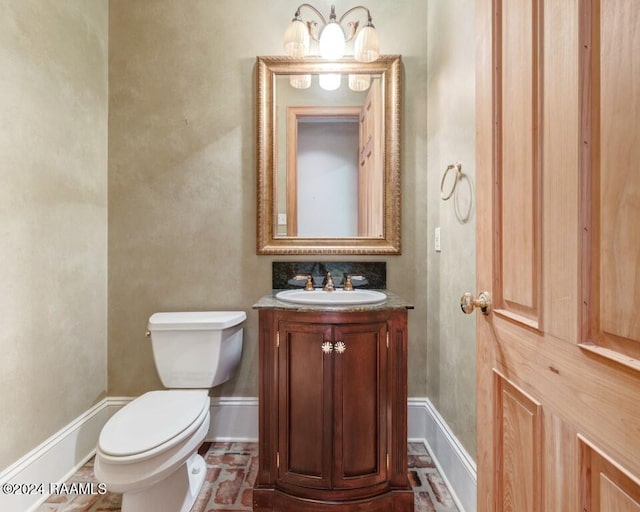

{"left": 321, "top": 341, "right": 334, "bottom": 354}
{"left": 334, "top": 341, "right": 346, "bottom": 354}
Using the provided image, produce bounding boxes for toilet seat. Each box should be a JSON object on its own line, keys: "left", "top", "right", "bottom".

{"left": 95, "top": 403, "right": 210, "bottom": 494}
{"left": 99, "top": 390, "right": 209, "bottom": 462}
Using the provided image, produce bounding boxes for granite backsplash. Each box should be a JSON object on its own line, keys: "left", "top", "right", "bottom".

{"left": 272, "top": 262, "right": 386, "bottom": 289}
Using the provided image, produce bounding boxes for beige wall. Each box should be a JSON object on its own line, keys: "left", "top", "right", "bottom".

{"left": 107, "top": 0, "right": 429, "bottom": 398}
{"left": 0, "top": 0, "right": 478, "bottom": 474}
{"left": 426, "top": 0, "right": 477, "bottom": 459}
{"left": 0, "top": 0, "right": 108, "bottom": 470}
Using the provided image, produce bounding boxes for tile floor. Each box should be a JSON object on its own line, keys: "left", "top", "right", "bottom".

{"left": 36, "top": 442, "right": 458, "bottom": 512}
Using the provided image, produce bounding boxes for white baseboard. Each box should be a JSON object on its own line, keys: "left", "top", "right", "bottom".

{"left": 408, "top": 398, "right": 477, "bottom": 512}
{"left": 207, "top": 397, "right": 258, "bottom": 442}
{"left": 1, "top": 396, "right": 475, "bottom": 512}
{"left": 0, "top": 398, "right": 114, "bottom": 512}
{"left": 0, "top": 396, "right": 256, "bottom": 512}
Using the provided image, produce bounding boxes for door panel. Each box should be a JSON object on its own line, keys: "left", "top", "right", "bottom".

{"left": 494, "top": 373, "right": 542, "bottom": 512}
{"left": 600, "top": 475, "right": 640, "bottom": 512}
{"left": 584, "top": 0, "right": 640, "bottom": 364}
{"left": 599, "top": 0, "right": 640, "bottom": 345}
{"left": 277, "top": 321, "right": 332, "bottom": 489}
{"left": 477, "top": 0, "right": 640, "bottom": 510}
{"left": 580, "top": 437, "right": 640, "bottom": 512}
{"left": 333, "top": 322, "right": 387, "bottom": 488}
{"left": 499, "top": 0, "right": 541, "bottom": 321}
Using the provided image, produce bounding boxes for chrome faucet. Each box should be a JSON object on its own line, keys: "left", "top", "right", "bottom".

{"left": 322, "top": 272, "right": 335, "bottom": 292}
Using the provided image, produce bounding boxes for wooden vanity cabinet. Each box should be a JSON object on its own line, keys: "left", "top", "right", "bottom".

{"left": 253, "top": 308, "right": 414, "bottom": 512}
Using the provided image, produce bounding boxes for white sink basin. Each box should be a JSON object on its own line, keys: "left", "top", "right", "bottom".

{"left": 275, "top": 289, "right": 387, "bottom": 306}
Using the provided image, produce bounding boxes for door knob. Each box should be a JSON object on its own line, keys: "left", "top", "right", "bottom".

{"left": 460, "top": 291, "right": 491, "bottom": 315}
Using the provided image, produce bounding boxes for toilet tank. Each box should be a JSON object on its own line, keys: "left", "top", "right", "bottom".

{"left": 147, "top": 311, "right": 246, "bottom": 388}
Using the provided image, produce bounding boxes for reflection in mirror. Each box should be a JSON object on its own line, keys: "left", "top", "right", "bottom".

{"left": 256, "top": 56, "right": 402, "bottom": 255}
{"left": 276, "top": 74, "right": 383, "bottom": 239}
{"left": 289, "top": 111, "right": 359, "bottom": 237}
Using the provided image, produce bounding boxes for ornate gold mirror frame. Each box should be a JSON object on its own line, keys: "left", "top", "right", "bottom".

{"left": 256, "top": 55, "right": 402, "bottom": 255}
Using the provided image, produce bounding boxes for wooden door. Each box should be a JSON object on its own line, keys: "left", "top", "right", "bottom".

{"left": 476, "top": 1, "right": 640, "bottom": 511}
{"left": 277, "top": 321, "right": 333, "bottom": 490}
{"left": 332, "top": 322, "right": 388, "bottom": 489}
{"left": 358, "top": 78, "right": 383, "bottom": 238}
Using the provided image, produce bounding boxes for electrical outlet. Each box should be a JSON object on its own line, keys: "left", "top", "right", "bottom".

{"left": 277, "top": 213, "right": 287, "bottom": 225}
{"left": 435, "top": 227, "right": 441, "bottom": 252}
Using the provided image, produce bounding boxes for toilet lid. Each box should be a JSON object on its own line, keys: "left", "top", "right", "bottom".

{"left": 99, "top": 390, "right": 209, "bottom": 457}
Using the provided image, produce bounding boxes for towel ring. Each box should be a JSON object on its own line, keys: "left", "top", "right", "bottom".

{"left": 440, "top": 163, "right": 462, "bottom": 201}
{"left": 453, "top": 172, "right": 473, "bottom": 223}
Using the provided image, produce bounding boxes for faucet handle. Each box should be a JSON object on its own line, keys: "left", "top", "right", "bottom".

{"left": 344, "top": 275, "right": 354, "bottom": 291}
{"left": 304, "top": 275, "right": 314, "bottom": 291}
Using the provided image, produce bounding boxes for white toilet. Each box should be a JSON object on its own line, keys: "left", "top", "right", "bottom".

{"left": 94, "top": 311, "right": 246, "bottom": 512}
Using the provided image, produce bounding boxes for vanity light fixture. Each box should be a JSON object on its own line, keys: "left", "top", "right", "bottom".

{"left": 284, "top": 3, "right": 381, "bottom": 91}
{"left": 284, "top": 4, "right": 380, "bottom": 62}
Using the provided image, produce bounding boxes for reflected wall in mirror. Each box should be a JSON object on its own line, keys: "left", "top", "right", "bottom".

{"left": 256, "top": 55, "right": 402, "bottom": 255}
{"left": 285, "top": 105, "right": 361, "bottom": 238}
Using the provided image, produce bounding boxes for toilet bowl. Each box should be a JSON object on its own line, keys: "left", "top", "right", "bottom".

{"left": 95, "top": 311, "right": 246, "bottom": 512}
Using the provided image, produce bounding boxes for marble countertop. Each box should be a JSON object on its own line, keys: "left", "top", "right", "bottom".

{"left": 253, "top": 290, "right": 414, "bottom": 312}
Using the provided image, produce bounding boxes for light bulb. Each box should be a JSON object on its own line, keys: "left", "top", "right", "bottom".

{"left": 319, "top": 73, "right": 341, "bottom": 91}
{"left": 319, "top": 22, "right": 345, "bottom": 59}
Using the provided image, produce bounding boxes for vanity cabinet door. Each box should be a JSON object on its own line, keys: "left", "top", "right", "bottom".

{"left": 277, "top": 321, "right": 333, "bottom": 490}
{"left": 332, "top": 322, "right": 388, "bottom": 489}
{"left": 276, "top": 320, "right": 388, "bottom": 492}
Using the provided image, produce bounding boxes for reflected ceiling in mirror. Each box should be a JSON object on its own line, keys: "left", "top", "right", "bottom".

{"left": 256, "top": 56, "right": 402, "bottom": 255}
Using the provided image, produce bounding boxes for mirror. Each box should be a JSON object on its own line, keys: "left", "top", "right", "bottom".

{"left": 256, "top": 55, "right": 402, "bottom": 254}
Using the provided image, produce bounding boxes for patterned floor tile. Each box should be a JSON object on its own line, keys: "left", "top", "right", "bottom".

{"left": 36, "top": 442, "right": 458, "bottom": 512}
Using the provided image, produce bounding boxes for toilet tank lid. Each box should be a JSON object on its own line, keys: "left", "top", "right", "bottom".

{"left": 148, "top": 311, "right": 246, "bottom": 331}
